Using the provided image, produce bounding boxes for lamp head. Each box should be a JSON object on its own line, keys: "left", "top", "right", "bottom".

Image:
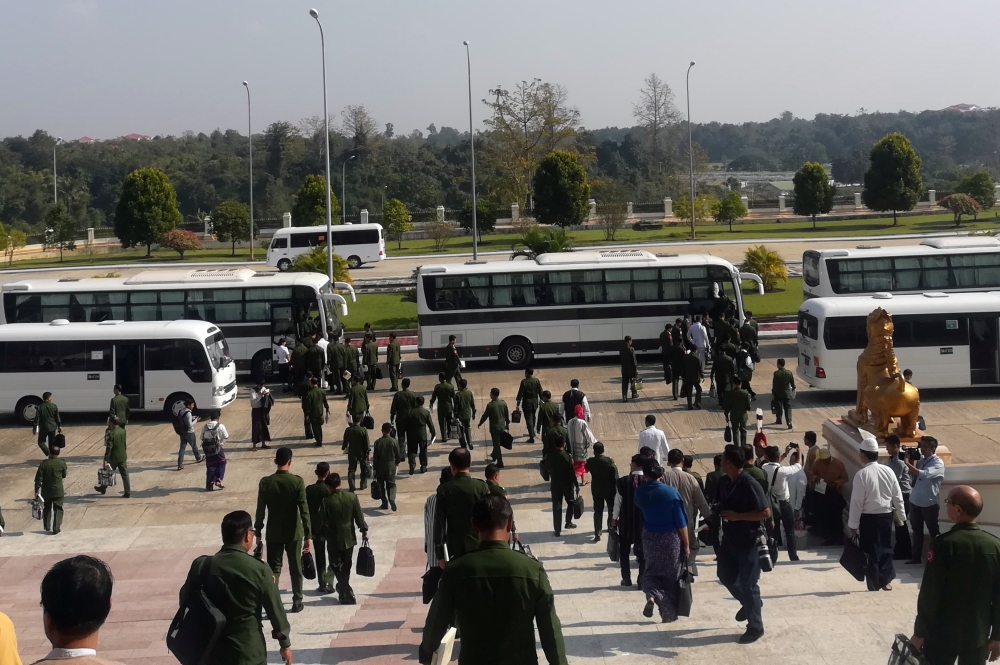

{"left": 349, "top": 155, "right": 356, "bottom": 161}
{"left": 463, "top": 40, "right": 469, "bottom": 46}
{"left": 689, "top": 60, "right": 696, "bottom": 67}
{"left": 243, "top": 80, "right": 249, "bottom": 87}
{"left": 309, "top": 8, "right": 319, "bottom": 18}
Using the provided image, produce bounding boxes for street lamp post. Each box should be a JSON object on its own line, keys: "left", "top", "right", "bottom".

{"left": 310, "top": 8, "right": 335, "bottom": 283}
{"left": 53, "top": 137, "right": 63, "bottom": 204}
{"left": 463, "top": 40, "right": 478, "bottom": 260}
{"left": 342, "top": 155, "right": 356, "bottom": 224}
{"left": 243, "top": 81, "right": 254, "bottom": 261}
{"left": 686, "top": 61, "right": 696, "bottom": 240}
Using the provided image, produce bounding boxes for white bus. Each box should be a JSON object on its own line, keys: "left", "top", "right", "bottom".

{"left": 803, "top": 237, "right": 1000, "bottom": 299}
{"left": 416, "top": 250, "right": 764, "bottom": 368}
{"left": 797, "top": 291, "right": 1000, "bottom": 390}
{"left": 266, "top": 224, "right": 386, "bottom": 271}
{"left": 0, "top": 269, "right": 354, "bottom": 379}
{"left": 0, "top": 320, "right": 238, "bottom": 425}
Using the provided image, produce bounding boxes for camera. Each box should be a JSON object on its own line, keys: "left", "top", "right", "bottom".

{"left": 902, "top": 446, "right": 921, "bottom": 463}
{"left": 789, "top": 442, "right": 799, "bottom": 449}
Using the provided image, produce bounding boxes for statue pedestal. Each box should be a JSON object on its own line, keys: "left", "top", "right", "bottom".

{"left": 822, "top": 417, "right": 951, "bottom": 482}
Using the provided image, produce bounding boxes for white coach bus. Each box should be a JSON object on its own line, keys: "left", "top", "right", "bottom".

{"left": 803, "top": 236, "right": 1000, "bottom": 299}
{"left": 797, "top": 291, "right": 1000, "bottom": 390}
{"left": 0, "top": 320, "right": 238, "bottom": 425}
{"left": 0, "top": 269, "right": 354, "bottom": 379}
{"left": 266, "top": 224, "right": 386, "bottom": 271}
{"left": 416, "top": 250, "right": 764, "bottom": 368}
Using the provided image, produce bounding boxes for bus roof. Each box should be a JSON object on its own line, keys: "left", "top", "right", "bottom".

{"left": 418, "top": 251, "right": 737, "bottom": 276}
{"left": 805, "top": 237, "right": 1000, "bottom": 260}
{"left": 273, "top": 223, "right": 383, "bottom": 234}
{"left": 2, "top": 269, "right": 329, "bottom": 292}
{"left": 800, "top": 291, "right": 1000, "bottom": 318}
{"left": 0, "top": 319, "right": 224, "bottom": 342}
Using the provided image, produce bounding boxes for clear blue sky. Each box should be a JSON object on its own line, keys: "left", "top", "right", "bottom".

{"left": 2, "top": 0, "right": 998, "bottom": 139}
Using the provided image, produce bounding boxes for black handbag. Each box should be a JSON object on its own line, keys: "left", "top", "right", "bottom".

{"left": 607, "top": 527, "right": 620, "bottom": 562}
{"left": 371, "top": 482, "right": 381, "bottom": 502}
{"left": 375, "top": 365, "right": 384, "bottom": 380}
{"left": 677, "top": 565, "right": 695, "bottom": 617}
{"left": 511, "top": 409, "right": 522, "bottom": 424}
{"left": 301, "top": 550, "right": 317, "bottom": 581}
{"left": 304, "top": 419, "right": 313, "bottom": 439}
{"left": 421, "top": 566, "right": 443, "bottom": 604}
{"left": 724, "top": 424, "right": 732, "bottom": 443}
{"left": 572, "top": 489, "right": 584, "bottom": 520}
{"left": 499, "top": 430, "right": 514, "bottom": 450}
{"left": 53, "top": 432, "right": 66, "bottom": 449}
{"left": 356, "top": 536, "right": 375, "bottom": 577}
{"left": 362, "top": 412, "right": 375, "bottom": 430}
{"left": 166, "top": 557, "right": 227, "bottom": 665}
{"left": 840, "top": 536, "right": 869, "bottom": 582}
{"left": 888, "top": 633, "right": 931, "bottom": 665}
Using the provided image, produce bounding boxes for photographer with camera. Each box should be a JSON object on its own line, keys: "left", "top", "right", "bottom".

{"left": 906, "top": 436, "right": 945, "bottom": 565}
{"left": 883, "top": 435, "right": 913, "bottom": 560}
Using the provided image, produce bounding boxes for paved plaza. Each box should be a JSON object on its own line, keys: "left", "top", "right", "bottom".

{"left": 2, "top": 340, "right": 999, "bottom": 663}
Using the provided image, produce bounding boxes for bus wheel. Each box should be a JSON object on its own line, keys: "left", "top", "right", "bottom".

{"left": 347, "top": 255, "right": 363, "bottom": 269}
{"left": 277, "top": 259, "right": 292, "bottom": 272}
{"left": 252, "top": 350, "right": 273, "bottom": 380}
{"left": 165, "top": 393, "right": 194, "bottom": 419}
{"left": 499, "top": 337, "right": 532, "bottom": 370}
{"left": 15, "top": 396, "right": 42, "bottom": 427}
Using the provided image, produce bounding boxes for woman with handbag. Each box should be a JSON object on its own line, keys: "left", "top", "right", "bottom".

{"left": 567, "top": 404, "right": 597, "bottom": 481}
{"left": 634, "top": 460, "right": 689, "bottom": 623}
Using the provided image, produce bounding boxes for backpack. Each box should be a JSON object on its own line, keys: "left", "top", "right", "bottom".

{"left": 201, "top": 423, "right": 220, "bottom": 456}
{"left": 173, "top": 408, "right": 190, "bottom": 436}
{"left": 736, "top": 350, "right": 754, "bottom": 382}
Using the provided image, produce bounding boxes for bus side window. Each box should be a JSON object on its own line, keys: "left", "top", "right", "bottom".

{"left": 271, "top": 237, "right": 287, "bottom": 250}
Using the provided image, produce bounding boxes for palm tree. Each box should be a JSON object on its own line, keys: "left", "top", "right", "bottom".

{"left": 740, "top": 244, "right": 787, "bottom": 292}
{"left": 290, "top": 245, "right": 353, "bottom": 284}
{"left": 510, "top": 226, "right": 573, "bottom": 260}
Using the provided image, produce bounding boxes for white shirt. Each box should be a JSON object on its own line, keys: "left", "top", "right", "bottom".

{"left": 44, "top": 648, "right": 98, "bottom": 659}
{"left": 316, "top": 337, "right": 329, "bottom": 355}
{"left": 638, "top": 426, "right": 669, "bottom": 463}
{"left": 561, "top": 391, "right": 591, "bottom": 423}
{"left": 760, "top": 461, "right": 803, "bottom": 502}
{"left": 202, "top": 421, "right": 229, "bottom": 443}
{"left": 250, "top": 386, "right": 270, "bottom": 409}
{"left": 687, "top": 322, "right": 709, "bottom": 349}
{"left": 848, "top": 461, "right": 904, "bottom": 529}
{"left": 788, "top": 468, "right": 808, "bottom": 511}
{"left": 276, "top": 345, "right": 291, "bottom": 364}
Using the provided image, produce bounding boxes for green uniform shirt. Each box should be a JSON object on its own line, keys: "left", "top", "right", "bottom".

{"left": 516, "top": 377, "right": 543, "bottom": 407}
{"left": 343, "top": 344, "right": 359, "bottom": 374}
{"left": 620, "top": 345, "right": 638, "bottom": 378}
{"left": 305, "top": 480, "right": 330, "bottom": 536}
{"left": 306, "top": 344, "right": 326, "bottom": 375}
{"left": 454, "top": 389, "right": 476, "bottom": 420}
{"left": 546, "top": 450, "right": 576, "bottom": 491}
{"left": 104, "top": 426, "right": 127, "bottom": 467}
{"left": 346, "top": 382, "right": 369, "bottom": 416}
{"left": 681, "top": 354, "right": 702, "bottom": 383}
{"left": 585, "top": 455, "right": 618, "bottom": 498}
{"left": 328, "top": 341, "right": 346, "bottom": 369}
{"left": 542, "top": 425, "right": 568, "bottom": 459}
{"left": 408, "top": 407, "right": 436, "bottom": 443}
{"left": 725, "top": 388, "right": 752, "bottom": 420}
{"left": 109, "top": 393, "right": 130, "bottom": 425}
{"left": 479, "top": 399, "right": 510, "bottom": 433}
{"left": 444, "top": 342, "right": 461, "bottom": 371}
{"left": 387, "top": 340, "right": 402, "bottom": 366}
{"left": 421, "top": 540, "right": 568, "bottom": 665}
{"left": 34, "top": 457, "right": 67, "bottom": 499}
{"left": 434, "top": 472, "right": 489, "bottom": 560}
{"left": 914, "top": 522, "right": 1000, "bottom": 646}
{"left": 362, "top": 340, "right": 379, "bottom": 367}
{"left": 487, "top": 480, "right": 507, "bottom": 496}
{"left": 254, "top": 470, "right": 311, "bottom": 543}
{"left": 714, "top": 354, "right": 736, "bottom": 392}
{"left": 537, "top": 400, "right": 562, "bottom": 432}
{"left": 35, "top": 401, "right": 60, "bottom": 433}
{"left": 179, "top": 545, "right": 292, "bottom": 661}
{"left": 772, "top": 368, "right": 796, "bottom": 399}
{"left": 291, "top": 343, "right": 308, "bottom": 372}
{"left": 302, "top": 386, "right": 329, "bottom": 420}
{"left": 342, "top": 424, "right": 371, "bottom": 458}
{"left": 743, "top": 464, "right": 769, "bottom": 494}
{"left": 431, "top": 381, "right": 456, "bottom": 415}
{"left": 372, "top": 436, "right": 402, "bottom": 476}
{"left": 319, "top": 489, "right": 368, "bottom": 550}
{"left": 391, "top": 389, "right": 418, "bottom": 424}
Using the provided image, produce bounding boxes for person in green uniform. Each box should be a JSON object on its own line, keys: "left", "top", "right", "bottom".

{"left": 619, "top": 335, "right": 639, "bottom": 402}
{"left": 478, "top": 388, "right": 510, "bottom": 469}
{"left": 433, "top": 448, "right": 489, "bottom": 565}
{"left": 362, "top": 333, "right": 379, "bottom": 390}
{"left": 305, "top": 462, "right": 333, "bottom": 594}
{"left": 704, "top": 454, "right": 724, "bottom": 502}
{"left": 658, "top": 323, "right": 674, "bottom": 386}
{"left": 34, "top": 391, "right": 61, "bottom": 456}
{"left": 180, "top": 511, "right": 293, "bottom": 665}
{"left": 536, "top": 390, "right": 562, "bottom": 442}
{"left": 667, "top": 338, "right": 685, "bottom": 401}
{"left": 391, "top": 377, "right": 418, "bottom": 457}
{"left": 545, "top": 436, "right": 578, "bottom": 536}
{"left": 681, "top": 349, "right": 703, "bottom": 410}
{"left": 771, "top": 358, "right": 796, "bottom": 429}
{"left": 254, "top": 447, "right": 312, "bottom": 613}
{"left": 34, "top": 444, "right": 67, "bottom": 534}
{"left": 290, "top": 338, "right": 309, "bottom": 387}
{"left": 302, "top": 376, "right": 330, "bottom": 447}
{"left": 95, "top": 416, "right": 130, "bottom": 498}
{"left": 443, "top": 334, "right": 462, "bottom": 384}
{"left": 386, "top": 332, "right": 402, "bottom": 392}
{"left": 454, "top": 378, "right": 477, "bottom": 450}
{"left": 328, "top": 334, "right": 348, "bottom": 395}
{"left": 109, "top": 384, "right": 130, "bottom": 427}
{"left": 741, "top": 443, "right": 769, "bottom": 494}
{"left": 585, "top": 442, "right": 618, "bottom": 541}
{"left": 372, "top": 422, "right": 403, "bottom": 511}
{"left": 516, "top": 368, "right": 543, "bottom": 444}
{"left": 419, "top": 494, "right": 568, "bottom": 665}
{"left": 319, "top": 472, "right": 369, "bottom": 605}
{"left": 346, "top": 374, "right": 369, "bottom": 422}
{"left": 724, "top": 379, "right": 752, "bottom": 446}
{"left": 541, "top": 414, "right": 568, "bottom": 481}
{"left": 342, "top": 414, "right": 371, "bottom": 492}
{"left": 682, "top": 455, "right": 706, "bottom": 494}
{"left": 306, "top": 334, "right": 326, "bottom": 384}
{"left": 485, "top": 463, "right": 506, "bottom": 496}
{"left": 407, "top": 396, "right": 437, "bottom": 474}
{"left": 342, "top": 337, "right": 360, "bottom": 391}
{"left": 714, "top": 346, "right": 736, "bottom": 418}
{"left": 911, "top": 485, "right": 1000, "bottom": 664}
{"left": 430, "top": 372, "right": 456, "bottom": 442}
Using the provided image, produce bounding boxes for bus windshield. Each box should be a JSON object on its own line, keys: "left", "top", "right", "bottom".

{"left": 205, "top": 332, "right": 231, "bottom": 369}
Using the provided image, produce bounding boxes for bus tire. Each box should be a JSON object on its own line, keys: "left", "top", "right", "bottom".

{"left": 16, "top": 396, "right": 42, "bottom": 427}
{"left": 251, "top": 350, "right": 273, "bottom": 380}
{"left": 277, "top": 259, "right": 292, "bottom": 272}
{"left": 347, "top": 255, "right": 363, "bottom": 269}
{"left": 499, "top": 337, "right": 532, "bottom": 370}
{"left": 165, "top": 392, "right": 195, "bottom": 419}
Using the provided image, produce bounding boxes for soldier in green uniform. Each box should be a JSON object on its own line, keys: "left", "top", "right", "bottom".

{"left": 433, "top": 448, "right": 489, "bottom": 564}
{"left": 407, "top": 396, "right": 437, "bottom": 474}
{"left": 372, "top": 422, "right": 402, "bottom": 511}
{"left": 346, "top": 374, "right": 369, "bottom": 423}
{"left": 328, "top": 333, "right": 348, "bottom": 395}
{"left": 302, "top": 376, "right": 330, "bottom": 447}
{"left": 667, "top": 338, "right": 685, "bottom": 400}
{"left": 109, "top": 384, "right": 130, "bottom": 427}
{"left": 658, "top": 324, "right": 674, "bottom": 385}
{"left": 485, "top": 462, "right": 506, "bottom": 496}
{"left": 771, "top": 358, "right": 796, "bottom": 429}
{"left": 342, "top": 337, "right": 360, "bottom": 389}
{"left": 319, "top": 472, "right": 369, "bottom": 605}
{"left": 290, "top": 338, "right": 309, "bottom": 387}
{"left": 443, "top": 334, "right": 462, "bottom": 384}
{"left": 911, "top": 485, "right": 1000, "bottom": 664}
{"left": 362, "top": 333, "right": 379, "bottom": 390}
{"left": 680, "top": 348, "right": 703, "bottom": 410}
{"left": 95, "top": 415, "right": 130, "bottom": 498}
{"left": 536, "top": 390, "right": 562, "bottom": 442}
{"left": 180, "top": 511, "right": 293, "bottom": 665}
{"left": 254, "top": 447, "right": 312, "bottom": 613}
{"left": 714, "top": 346, "right": 736, "bottom": 419}
{"left": 541, "top": 415, "right": 568, "bottom": 482}
{"left": 545, "top": 436, "right": 578, "bottom": 535}
{"left": 454, "top": 378, "right": 477, "bottom": 450}
{"left": 420, "top": 494, "right": 567, "bottom": 665}
{"left": 306, "top": 462, "right": 333, "bottom": 594}
{"left": 585, "top": 441, "right": 618, "bottom": 541}
{"left": 306, "top": 333, "right": 326, "bottom": 384}
{"left": 430, "top": 372, "right": 456, "bottom": 442}
{"left": 342, "top": 414, "right": 371, "bottom": 492}
{"left": 386, "top": 332, "right": 402, "bottom": 392}
{"left": 515, "top": 367, "right": 543, "bottom": 443}
{"left": 741, "top": 443, "right": 769, "bottom": 494}
{"left": 478, "top": 388, "right": 510, "bottom": 469}
{"left": 34, "top": 391, "right": 61, "bottom": 456}
{"left": 34, "top": 444, "right": 67, "bottom": 534}
{"left": 724, "top": 379, "right": 752, "bottom": 446}
{"left": 391, "top": 377, "right": 418, "bottom": 456}
{"left": 619, "top": 335, "right": 639, "bottom": 402}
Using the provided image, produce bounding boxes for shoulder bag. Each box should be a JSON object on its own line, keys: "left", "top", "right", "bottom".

{"left": 607, "top": 527, "right": 620, "bottom": 562}
{"left": 499, "top": 430, "right": 514, "bottom": 450}
{"left": 166, "top": 556, "right": 227, "bottom": 665}
{"left": 511, "top": 408, "right": 522, "bottom": 424}
{"left": 677, "top": 564, "right": 695, "bottom": 617}
{"left": 356, "top": 536, "right": 376, "bottom": 577}
{"left": 839, "top": 536, "right": 869, "bottom": 582}
{"left": 362, "top": 412, "right": 375, "bottom": 430}
{"left": 422, "top": 565, "right": 443, "bottom": 604}
{"left": 301, "top": 549, "right": 317, "bottom": 581}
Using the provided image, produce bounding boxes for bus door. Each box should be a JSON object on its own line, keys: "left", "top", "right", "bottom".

{"left": 969, "top": 316, "right": 999, "bottom": 385}
{"left": 115, "top": 343, "right": 144, "bottom": 409}
{"left": 271, "top": 305, "right": 297, "bottom": 363}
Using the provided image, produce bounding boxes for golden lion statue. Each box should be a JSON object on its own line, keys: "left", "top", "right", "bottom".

{"left": 846, "top": 307, "right": 921, "bottom": 438}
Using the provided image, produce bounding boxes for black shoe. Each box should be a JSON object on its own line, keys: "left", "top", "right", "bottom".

{"left": 695, "top": 403, "right": 702, "bottom": 409}
{"left": 565, "top": 522, "right": 577, "bottom": 529}
{"left": 497, "top": 462, "right": 504, "bottom": 469}
{"left": 643, "top": 600, "right": 654, "bottom": 618}
{"left": 738, "top": 628, "right": 764, "bottom": 644}
{"left": 315, "top": 442, "right": 322, "bottom": 447}
{"left": 123, "top": 493, "right": 131, "bottom": 498}
{"left": 420, "top": 466, "right": 427, "bottom": 473}
{"left": 290, "top": 602, "right": 305, "bottom": 613}
{"left": 380, "top": 503, "right": 389, "bottom": 510}
{"left": 622, "top": 397, "right": 628, "bottom": 403}
{"left": 788, "top": 554, "right": 799, "bottom": 561}
{"left": 94, "top": 486, "right": 106, "bottom": 494}
{"left": 636, "top": 574, "right": 643, "bottom": 588}
{"left": 339, "top": 595, "right": 357, "bottom": 605}
{"left": 687, "top": 405, "right": 693, "bottom": 410}
{"left": 621, "top": 579, "right": 633, "bottom": 587}
{"left": 390, "top": 501, "right": 397, "bottom": 512}
{"left": 261, "top": 444, "right": 271, "bottom": 450}
{"left": 527, "top": 438, "right": 535, "bottom": 443}
{"left": 773, "top": 421, "right": 782, "bottom": 426}
{"left": 594, "top": 534, "right": 602, "bottom": 542}
{"left": 735, "top": 607, "right": 747, "bottom": 621}
{"left": 631, "top": 393, "right": 639, "bottom": 399}
{"left": 318, "top": 585, "right": 332, "bottom": 595}
{"left": 408, "top": 466, "right": 415, "bottom": 476}
{"left": 554, "top": 530, "right": 561, "bottom": 537}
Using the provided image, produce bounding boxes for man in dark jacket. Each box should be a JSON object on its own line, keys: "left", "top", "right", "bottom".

{"left": 619, "top": 336, "right": 639, "bottom": 402}
{"left": 612, "top": 453, "right": 647, "bottom": 587}
{"left": 771, "top": 358, "right": 796, "bottom": 429}
{"left": 305, "top": 462, "right": 332, "bottom": 593}
{"left": 546, "top": 436, "right": 578, "bottom": 536}
{"left": 585, "top": 442, "right": 618, "bottom": 541}
{"left": 680, "top": 348, "right": 703, "bottom": 410}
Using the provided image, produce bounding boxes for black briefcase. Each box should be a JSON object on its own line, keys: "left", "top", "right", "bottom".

{"left": 572, "top": 493, "right": 585, "bottom": 520}
{"left": 356, "top": 537, "right": 375, "bottom": 577}
{"left": 301, "top": 550, "right": 317, "bottom": 581}
{"left": 840, "top": 536, "right": 868, "bottom": 582}
{"left": 304, "top": 419, "right": 313, "bottom": 439}
{"left": 499, "top": 431, "right": 514, "bottom": 450}
{"left": 362, "top": 412, "right": 375, "bottom": 430}
{"left": 375, "top": 365, "right": 384, "bottom": 380}
{"left": 677, "top": 565, "right": 695, "bottom": 617}
{"left": 422, "top": 566, "right": 443, "bottom": 604}
{"left": 53, "top": 433, "right": 66, "bottom": 449}
{"left": 166, "top": 557, "right": 227, "bottom": 665}
{"left": 371, "top": 482, "right": 381, "bottom": 502}
{"left": 511, "top": 409, "right": 522, "bottom": 424}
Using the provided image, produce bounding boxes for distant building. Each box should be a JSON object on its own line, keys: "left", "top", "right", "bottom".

{"left": 942, "top": 103, "right": 982, "bottom": 113}
{"left": 122, "top": 133, "right": 151, "bottom": 141}
{"left": 76, "top": 136, "right": 95, "bottom": 143}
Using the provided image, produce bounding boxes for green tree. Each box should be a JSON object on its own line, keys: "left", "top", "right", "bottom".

{"left": 862, "top": 132, "right": 923, "bottom": 226}
{"left": 43, "top": 203, "right": 77, "bottom": 262}
{"left": 160, "top": 228, "right": 203, "bottom": 258}
{"left": 532, "top": 150, "right": 590, "bottom": 228}
{"left": 714, "top": 191, "right": 749, "bottom": 232}
{"left": 1, "top": 227, "right": 27, "bottom": 267}
{"left": 955, "top": 170, "right": 996, "bottom": 211}
{"left": 290, "top": 245, "right": 353, "bottom": 283}
{"left": 291, "top": 174, "right": 340, "bottom": 227}
{"left": 211, "top": 199, "right": 253, "bottom": 255}
{"left": 941, "top": 193, "right": 981, "bottom": 226}
{"left": 740, "top": 244, "right": 788, "bottom": 292}
{"left": 596, "top": 185, "right": 628, "bottom": 242}
{"left": 458, "top": 199, "right": 498, "bottom": 239}
{"left": 510, "top": 225, "right": 573, "bottom": 259}
{"left": 114, "top": 168, "right": 182, "bottom": 257}
{"left": 792, "top": 162, "right": 835, "bottom": 229}
{"left": 673, "top": 193, "right": 718, "bottom": 226}
{"left": 383, "top": 198, "right": 413, "bottom": 249}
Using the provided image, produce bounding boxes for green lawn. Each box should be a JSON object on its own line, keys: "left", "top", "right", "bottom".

{"left": 5, "top": 246, "right": 262, "bottom": 271}
{"left": 742, "top": 277, "right": 803, "bottom": 317}
{"left": 342, "top": 293, "right": 417, "bottom": 331}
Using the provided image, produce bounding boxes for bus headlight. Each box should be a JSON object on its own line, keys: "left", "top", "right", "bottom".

{"left": 213, "top": 386, "right": 227, "bottom": 396}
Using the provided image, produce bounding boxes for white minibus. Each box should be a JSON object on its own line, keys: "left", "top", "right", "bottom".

{"left": 266, "top": 224, "right": 386, "bottom": 271}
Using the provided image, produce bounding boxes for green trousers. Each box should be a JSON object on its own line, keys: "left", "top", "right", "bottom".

{"left": 326, "top": 544, "right": 356, "bottom": 601}
{"left": 110, "top": 461, "right": 131, "bottom": 495}
{"left": 347, "top": 455, "right": 368, "bottom": 491}
{"left": 266, "top": 539, "right": 304, "bottom": 604}
{"left": 522, "top": 402, "right": 538, "bottom": 442}
{"left": 437, "top": 410, "right": 453, "bottom": 442}
{"left": 43, "top": 497, "right": 64, "bottom": 533}
{"left": 444, "top": 367, "right": 462, "bottom": 385}
{"left": 388, "top": 364, "right": 401, "bottom": 391}
{"left": 314, "top": 538, "right": 330, "bottom": 587}
{"left": 310, "top": 417, "right": 324, "bottom": 446}
{"left": 38, "top": 430, "right": 57, "bottom": 456}
{"left": 375, "top": 471, "right": 397, "bottom": 504}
